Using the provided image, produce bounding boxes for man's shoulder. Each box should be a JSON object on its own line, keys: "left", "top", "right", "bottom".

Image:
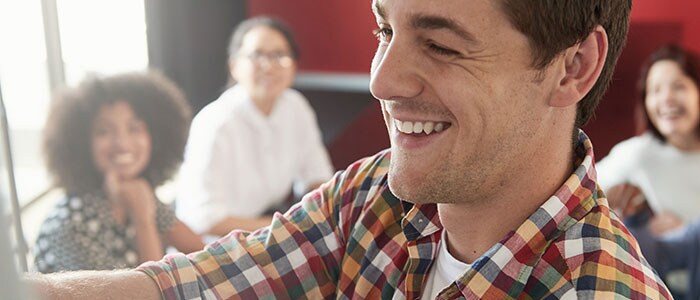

{"left": 555, "top": 208, "right": 638, "bottom": 261}
{"left": 543, "top": 202, "right": 670, "bottom": 297}
{"left": 552, "top": 201, "right": 643, "bottom": 265}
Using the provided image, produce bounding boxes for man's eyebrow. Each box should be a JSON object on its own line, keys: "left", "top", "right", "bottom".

{"left": 411, "top": 14, "right": 480, "bottom": 45}
{"left": 372, "top": 2, "right": 480, "bottom": 46}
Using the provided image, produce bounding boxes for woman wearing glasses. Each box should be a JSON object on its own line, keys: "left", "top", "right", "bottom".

{"left": 175, "top": 17, "right": 333, "bottom": 237}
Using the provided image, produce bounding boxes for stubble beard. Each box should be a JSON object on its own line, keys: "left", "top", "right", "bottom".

{"left": 387, "top": 150, "right": 490, "bottom": 205}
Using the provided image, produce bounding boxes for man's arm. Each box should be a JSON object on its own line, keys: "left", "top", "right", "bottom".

{"left": 27, "top": 270, "right": 161, "bottom": 300}
{"left": 207, "top": 215, "right": 274, "bottom": 236}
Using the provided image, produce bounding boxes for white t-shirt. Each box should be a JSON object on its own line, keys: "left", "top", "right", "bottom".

{"left": 596, "top": 133, "right": 700, "bottom": 224}
{"left": 175, "top": 85, "right": 334, "bottom": 234}
{"left": 421, "top": 230, "right": 471, "bottom": 299}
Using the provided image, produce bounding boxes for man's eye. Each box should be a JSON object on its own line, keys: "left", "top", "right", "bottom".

{"left": 428, "top": 43, "right": 459, "bottom": 56}
{"left": 372, "top": 28, "right": 393, "bottom": 43}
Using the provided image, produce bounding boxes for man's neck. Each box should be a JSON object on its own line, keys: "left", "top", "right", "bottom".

{"left": 438, "top": 134, "right": 575, "bottom": 264}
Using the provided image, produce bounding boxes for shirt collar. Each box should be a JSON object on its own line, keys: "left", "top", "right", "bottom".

{"left": 400, "top": 201, "right": 441, "bottom": 241}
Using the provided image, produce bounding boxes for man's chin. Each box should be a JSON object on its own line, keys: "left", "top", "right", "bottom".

{"left": 387, "top": 175, "right": 432, "bottom": 204}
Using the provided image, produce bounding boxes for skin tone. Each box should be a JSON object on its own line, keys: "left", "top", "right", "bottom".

{"left": 606, "top": 59, "right": 700, "bottom": 235}
{"left": 370, "top": 0, "right": 607, "bottom": 263}
{"left": 28, "top": 1, "right": 610, "bottom": 298}
{"left": 607, "top": 183, "right": 684, "bottom": 236}
{"left": 605, "top": 183, "right": 647, "bottom": 218}
{"left": 92, "top": 101, "right": 203, "bottom": 262}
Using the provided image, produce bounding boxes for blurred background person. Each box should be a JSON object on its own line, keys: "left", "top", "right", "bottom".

{"left": 175, "top": 17, "right": 333, "bottom": 236}
{"left": 597, "top": 44, "right": 700, "bottom": 298}
{"left": 33, "top": 71, "right": 204, "bottom": 273}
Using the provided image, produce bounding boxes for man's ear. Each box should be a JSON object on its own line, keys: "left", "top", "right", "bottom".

{"left": 550, "top": 25, "right": 608, "bottom": 108}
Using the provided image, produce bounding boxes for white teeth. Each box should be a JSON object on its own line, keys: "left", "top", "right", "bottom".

{"left": 424, "top": 122, "right": 434, "bottom": 134}
{"left": 660, "top": 108, "right": 683, "bottom": 118}
{"left": 402, "top": 121, "right": 413, "bottom": 133}
{"left": 412, "top": 122, "right": 423, "bottom": 134}
{"left": 113, "top": 153, "right": 135, "bottom": 165}
{"left": 434, "top": 123, "right": 444, "bottom": 133}
{"left": 394, "top": 119, "right": 448, "bottom": 135}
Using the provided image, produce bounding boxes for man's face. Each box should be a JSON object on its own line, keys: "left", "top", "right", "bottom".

{"left": 370, "top": 0, "right": 564, "bottom": 204}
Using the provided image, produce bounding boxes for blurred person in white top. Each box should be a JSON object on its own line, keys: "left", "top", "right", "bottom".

{"left": 175, "top": 17, "right": 334, "bottom": 236}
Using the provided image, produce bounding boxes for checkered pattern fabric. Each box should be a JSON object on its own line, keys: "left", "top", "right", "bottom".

{"left": 139, "top": 130, "right": 671, "bottom": 299}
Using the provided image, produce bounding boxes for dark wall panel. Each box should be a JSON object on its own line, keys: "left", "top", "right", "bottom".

{"left": 300, "top": 89, "right": 389, "bottom": 170}
{"left": 145, "top": 0, "right": 247, "bottom": 113}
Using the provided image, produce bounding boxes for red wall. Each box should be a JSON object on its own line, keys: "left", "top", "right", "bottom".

{"left": 249, "top": 1, "right": 700, "bottom": 73}
{"left": 248, "top": 1, "right": 377, "bottom": 73}
{"left": 631, "top": 1, "right": 700, "bottom": 53}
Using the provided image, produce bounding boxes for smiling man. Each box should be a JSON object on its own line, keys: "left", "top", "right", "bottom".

{"left": 33, "top": 0, "right": 672, "bottom": 299}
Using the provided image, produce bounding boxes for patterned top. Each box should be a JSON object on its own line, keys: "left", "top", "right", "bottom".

{"left": 139, "top": 131, "right": 671, "bottom": 299}
{"left": 34, "top": 191, "right": 176, "bottom": 273}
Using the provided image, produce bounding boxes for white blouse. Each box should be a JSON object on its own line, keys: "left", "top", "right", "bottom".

{"left": 596, "top": 133, "right": 700, "bottom": 224}
{"left": 175, "top": 85, "right": 334, "bottom": 234}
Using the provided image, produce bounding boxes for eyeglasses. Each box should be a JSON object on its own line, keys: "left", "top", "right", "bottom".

{"left": 240, "top": 51, "right": 294, "bottom": 68}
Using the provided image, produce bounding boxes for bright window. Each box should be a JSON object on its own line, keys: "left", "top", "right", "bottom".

{"left": 57, "top": 0, "right": 149, "bottom": 85}
{"left": 0, "top": 0, "right": 150, "bottom": 269}
{"left": 0, "top": 0, "right": 149, "bottom": 204}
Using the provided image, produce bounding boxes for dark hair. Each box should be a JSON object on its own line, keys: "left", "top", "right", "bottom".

{"left": 500, "top": 0, "right": 632, "bottom": 129}
{"left": 43, "top": 71, "right": 192, "bottom": 195}
{"left": 637, "top": 44, "right": 700, "bottom": 142}
{"left": 227, "top": 16, "right": 300, "bottom": 60}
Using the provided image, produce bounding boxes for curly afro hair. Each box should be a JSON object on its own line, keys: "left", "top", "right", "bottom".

{"left": 43, "top": 71, "right": 192, "bottom": 196}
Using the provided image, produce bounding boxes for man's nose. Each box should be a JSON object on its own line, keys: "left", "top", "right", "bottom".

{"left": 369, "top": 40, "right": 423, "bottom": 102}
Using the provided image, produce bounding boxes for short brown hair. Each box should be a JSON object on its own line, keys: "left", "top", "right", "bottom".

{"left": 500, "top": 0, "right": 632, "bottom": 128}
{"left": 43, "top": 71, "right": 192, "bottom": 195}
{"left": 637, "top": 44, "right": 700, "bottom": 142}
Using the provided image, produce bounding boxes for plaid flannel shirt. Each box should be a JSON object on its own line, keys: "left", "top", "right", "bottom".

{"left": 139, "top": 131, "right": 671, "bottom": 299}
